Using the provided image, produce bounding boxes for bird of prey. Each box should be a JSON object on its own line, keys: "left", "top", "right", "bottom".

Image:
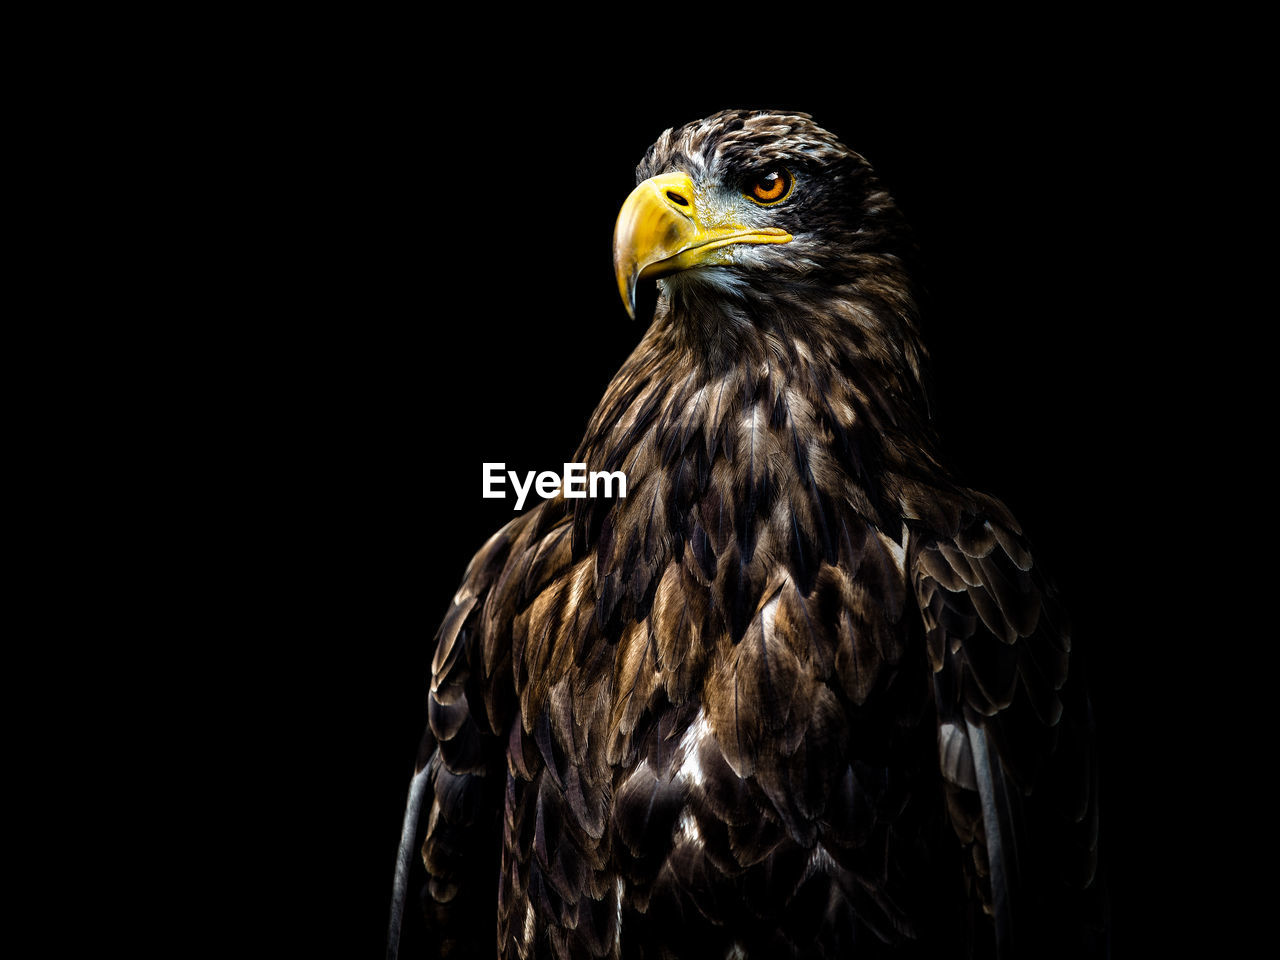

{"left": 390, "top": 109, "right": 1104, "bottom": 959}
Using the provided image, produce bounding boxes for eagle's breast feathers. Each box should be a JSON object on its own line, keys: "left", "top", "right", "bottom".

{"left": 402, "top": 110, "right": 1103, "bottom": 960}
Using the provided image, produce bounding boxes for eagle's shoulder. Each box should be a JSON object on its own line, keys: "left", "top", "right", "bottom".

{"left": 904, "top": 485, "right": 1103, "bottom": 955}
{"left": 431, "top": 503, "right": 578, "bottom": 752}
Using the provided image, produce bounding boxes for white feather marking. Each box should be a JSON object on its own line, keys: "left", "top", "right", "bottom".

{"left": 615, "top": 877, "right": 624, "bottom": 949}
{"left": 619, "top": 758, "right": 653, "bottom": 794}
{"left": 807, "top": 843, "right": 837, "bottom": 876}
{"left": 675, "top": 710, "right": 711, "bottom": 789}
{"left": 677, "top": 808, "right": 703, "bottom": 847}
{"left": 740, "top": 403, "right": 764, "bottom": 444}
{"left": 938, "top": 721, "right": 977, "bottom": 789}
{"left": 725, "top": 945, "right": 747, "bottom": 959}
{"left": 568, "top": 560, "right": 592, "bottom": 613}
{"left": 879, "top": 529, "right": 907, "bottom": 577}
{"left": 830, "top": 396, "right": 857, "bottom": 426}
{"left": 520, "top": 900, "right": 535, "bottom": 958}
{"left": 760, "top": 590, "right": 782, "bottom": 646}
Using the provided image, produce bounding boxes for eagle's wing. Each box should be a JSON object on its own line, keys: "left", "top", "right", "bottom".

{"left": 389, "top": 505, "right": 576, "bottom": 959}
{"left": 907, "top": 489, "right": 1103, "bottom": 958}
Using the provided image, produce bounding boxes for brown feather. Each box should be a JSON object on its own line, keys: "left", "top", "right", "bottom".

{"left": 396, "top": 109, "right": 1104, "bottom": 959}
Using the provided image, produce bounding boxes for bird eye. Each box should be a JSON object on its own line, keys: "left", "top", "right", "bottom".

{"left": 744, "top": 168, "right": 793, "bottom": 205}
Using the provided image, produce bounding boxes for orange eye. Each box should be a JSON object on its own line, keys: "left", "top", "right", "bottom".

{"left": 745, "top": 168, "right": 792, "bottom": 205}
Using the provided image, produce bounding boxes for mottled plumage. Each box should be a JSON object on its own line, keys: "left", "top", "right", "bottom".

{"left": 390, "top": 110, "right": 1104, "bottom": 959}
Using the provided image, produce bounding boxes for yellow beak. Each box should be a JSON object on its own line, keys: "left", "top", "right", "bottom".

{"left": 612, "top": 172, "right": 792, "bottom": 319}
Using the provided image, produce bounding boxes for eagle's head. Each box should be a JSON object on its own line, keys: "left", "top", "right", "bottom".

{"left": 613, "top": 108, "right": 928, "bottom": 418}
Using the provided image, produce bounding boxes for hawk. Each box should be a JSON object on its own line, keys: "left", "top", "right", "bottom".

{"left": 390, "top": 109, "right": 1105, "bottom": 959}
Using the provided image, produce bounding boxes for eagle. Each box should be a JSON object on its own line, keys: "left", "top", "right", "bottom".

{"left": 389, "top": 109, "right": 1105, "bottom": 959}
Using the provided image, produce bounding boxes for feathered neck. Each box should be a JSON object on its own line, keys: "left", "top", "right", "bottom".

{"left": 566, "top": 278, "right": 950, "bottom": 613}
{"left": 578, "top": 270, "right": 939, "bottom": 480}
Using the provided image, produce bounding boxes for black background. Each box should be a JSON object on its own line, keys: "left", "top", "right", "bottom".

{"left": 199, "top": 33, "right": 1224, "bottom": 956}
